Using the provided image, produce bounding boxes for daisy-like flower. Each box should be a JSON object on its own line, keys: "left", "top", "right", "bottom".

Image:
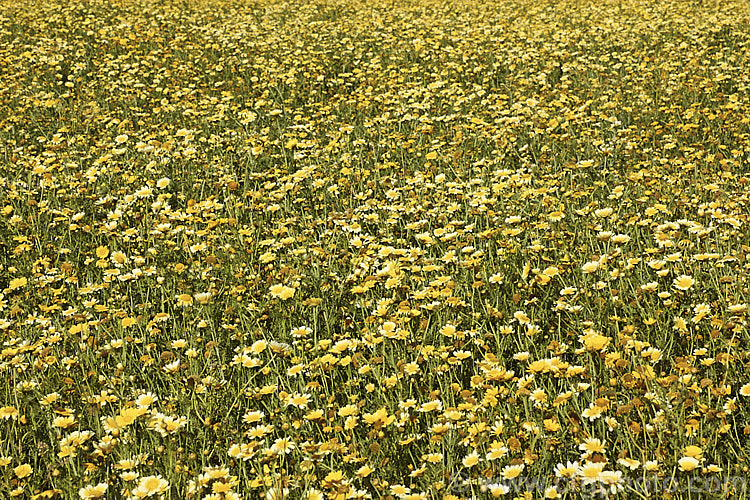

{"left": 578, "top": 462, "right": 605, "bottom": 484}
{"left": 403, "top": 361, "right": 420, "bottom": 376}
{"left": 513, "top": 351, "right": 530, "bottom": 362}
{"left": 439, "top": 324, "right": 457, "bottom": 337}
{"left": 513, "top": 311, "right": 530, "bottom": 324}
{"left": 486, "top": 444, "right": 508, "bottom": 461}
{"left": 554, "top": 461, "right": 578, "bottom": 478}
{"left": 287, "top": 393, "right": 311, "bottom": 409}
{"left": 582, "top": 403, "right": 604, "bottom": 421}
{"left": 678, "top": 456, "right": 700, "bottom": 472}
{"left": 390, "top": 484, "right": 410, "bottom": 496}
{"left": 162, "top": 359, "right": 180, "bottom": 374}
{"left": 598, "top": 470, "right": 623, "bottom": 493}
{"left": 8, "top": 277, "right": 27, "bottom": 290}
{"left": 579, "top": 437, "right": 606, "bottom": 457}
{"left": 544, "top": 485, "right": 561, "bottom": 498}
{"left": 111, "top": 251, "right": 128, "bottom": 265}
{"left": 617, "top": 457, "right": 640, "bottom": 470}
{"left": 462, "top": 451, "right": 480, "bottom": 468}
{"left": 350, "top": 465, "right": 372, "bottom": 480}
{"left": 269, "top": 284, "right": 295, "bottom": 300}
{"left": 291, "top": 326, "right": 312, "bottom": 338}
{"left": 13, "top": 463, "right": 32, "bottom": 479}
{"left": 133, "top": 475, "right": 169, "bottom": 497}
{"left": 419, "top": 400, "right": 442, "bottom": 413}
{"left": 643, "top": 460, "right": 659, "bottom": 472}
{"left": 581, "top": 261, "right": 600, "bottom": 274}
{"left": 53, "top": 415, "right": 77, "bottom": 429}
{"left": 0, "top": 406, "right": 19, "bottom": 420}
{"left": 728, "top": 303, "right": 748, "bottom": 314}
{"left": 487, "top": 483, "right": 510, "bottom": 497}
{"left": 304, "top": 489, "right": 324, "bottom": 500}
{"left": 176, "top": 293, "right": 193, "bottom": 307}
{"left": 580, "top": 332, "right": 610, "bottom": 352}
{"left": 243, "top": 410, "right": 265, "bottom": 425}
{"left": 529, "top": 389, "right": 547, "bottom": 405}
{"left": 121, "top": 471, "right": 139, "bottom": 482}
{"left": 673, "top": 275, "right": 694, "bottom": 291}
{"left": 266, "top": 487, "right": 289, "bottom": 500}
{"left": 501, "top": 463, "right": 524, "bottom": 480}
{"left": 548, "top": 210, "right": 565, "bottom": 222}
{"left": 171, "top": 339, "right": 187, "bottom": 349}
{"left": 270, "top": 437, "right": 296, "bottom": 455}
{"left": 79, "top": 483, "right": 108, "bottom": 499}
{"left": 611, "top": 234, "right": 630, "bottom": 244}
{"left": 740, "top": 383, "right": 750, "bottom": 396}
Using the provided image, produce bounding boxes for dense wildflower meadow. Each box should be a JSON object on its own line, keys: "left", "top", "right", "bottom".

{"left": 2, "top": 0, "right": 750, "bottom": 498}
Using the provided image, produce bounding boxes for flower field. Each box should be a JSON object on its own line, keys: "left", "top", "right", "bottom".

{"left": 2, "top": 0, "right": 750, "bottom": 497}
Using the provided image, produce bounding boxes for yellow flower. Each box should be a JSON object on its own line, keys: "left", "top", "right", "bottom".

{"left": 513, "top": 311, "right": 530, "bottom": 324}
{"left": 579, "top": 438, "right": 606, "bottom": 454}
{"left": 544, "top": 485, "right": 561, "bottom": 498}
{"left": 269, "top": 284, "right": 295, "bottom": 300}
{"left": 135, "top": 393, "right": 158, "bottom": 408}
{"left": 363, "top": 407, "right": 395, "bottom": 428}
{"left": 79, "top": 483, "right": 108, "bottom": 499}
{"left": 356, "top": 465, "right": 374, "bottom": 477}
{"left": 390, "top": 485, "right": 410, "bottom": 496}
{"left": 462, "top": 451, "right": 480, "bottom": 468}
{"left": 580, "top": 332, "right": 610, "bottom": 352}
{"left": 578, "top": 462, "right": 605, "bottom": 483}
{"left": 439, "top": 323, "right": 456, "bottom": 337}
{"left": 270, "top": 437, "right": 296, "bottom": 455}
{"left": 250, "top": 340, "right": 267, "bottom": 354}
{"left": 8, "top": 277, "right": 27, "bottom": 291}
{"left": 544, "top": 418, "right": 561, "bottom": 432}
{"left": 673, "top": 275, "right": 694, "bottom": 291}
{"left": 95, "top": 246, "right": 109, "bottom": 259}
{"left": 321, "top": 470, "right": 345, "bottom": 488}
{"left": 116, "top": 407, "right": 148, "bottom": 427}
{"left": 212, "top": 482, "right": 233, "bottom": 494}
{"left": 304, "top": 409, "right": 323, "bottom": 421}
{"left": 548, "top": 210, "right": 565, "bottom": 221}
{"left": 501, "top": 463, "right": 524, "bottom": 479}
{"left": 53, "top": 416, "right": 77, "bottom": 429}
{"left": 287, "top": 393, "right": 311, "bottom": 409}
{"left": 678, "top": 456, "right": 700, "bottom": 472}
{"left": 0, "top": 406, "right": 19, "bottom": 420}
{"left": 176, "top": 294, "right": 193, "bottom": 306}
{"left": 134, "top": 475, "right": 169, "bottom": 496}
{"left": 121, "top": 317, "right": 137, "bottom": 328}
{"left": 14, "top": 463, "right": 32, "bottom": 479}
{"left": 111, "top": 251, "right": 127, "bottom": 265}
{"left": 305, "top": 489, "right": 324, "bottom": 500}
{"left": 581, "top": 261, "right": 600, "bottom": 274}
